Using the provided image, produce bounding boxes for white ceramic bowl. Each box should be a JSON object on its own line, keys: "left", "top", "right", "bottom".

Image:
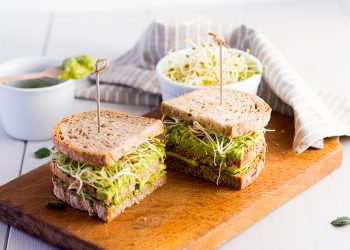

{"left": 0, "top": 57, "right": 75, "bottom": 141}
{"left": 156, "top": 48, "right": 262, "bottom": 100}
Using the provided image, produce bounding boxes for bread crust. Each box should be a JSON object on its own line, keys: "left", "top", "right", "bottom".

{"left": 52, "top": 175, "right": 166, "bottom": 222}
{"left": 53, "top": 110, "right": 164, "bottom": 167}
{"left": 161, "top": 89, "right": 271, "bottom": 137}
{"left": 165, "top": 148, "right": 266, "bottom": 189}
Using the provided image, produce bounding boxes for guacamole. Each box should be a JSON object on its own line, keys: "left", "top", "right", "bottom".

{"left": 57, "top": 54, "right": 95, "bottom": 80}
{"left": 167, "top": 151, "right": 258, "bottom": 177}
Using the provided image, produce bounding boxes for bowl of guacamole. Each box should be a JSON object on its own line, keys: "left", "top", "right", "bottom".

{"left": 0, "top": 57, "right": 78, "bottom": 140}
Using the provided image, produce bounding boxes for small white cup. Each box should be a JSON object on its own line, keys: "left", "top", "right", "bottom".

{"left": 0, "top": 57, "right": 75, "bottom": 141}
{"left": 156, "top": 48, "right": 262, "bottom": 100}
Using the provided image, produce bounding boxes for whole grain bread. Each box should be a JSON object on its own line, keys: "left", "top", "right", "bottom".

{"left": 52, "top": 174, "right": 166, "bottom": 222}
{"left": 53, "top": 110, "right": 163, "bottom": 167}
{"left": 161, "top": 89, "right": 271, "bottom": 137}
{"left": 165, "top": 148, "right": 266, "bottom": 189}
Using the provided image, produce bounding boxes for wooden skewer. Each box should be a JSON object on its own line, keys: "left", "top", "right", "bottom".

{"left": 208, "top": 32, "right": 229, "bottom": 105}
{"left": 208, "top": 32, "right": 229, "bottom": 48}
{"left": 219, "top": 44, "right": 223, "bottom": 105}
{"left": 93, "top": 58, "right": 109, "bottom": 133}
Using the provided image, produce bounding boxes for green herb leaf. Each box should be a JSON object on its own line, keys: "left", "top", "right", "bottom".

{"left": 331, "top": 216, "right": 350, "bottom": 227}
{"left": 46, "top": 201, "right": 66, "bottom": 210}
{"left": 34, "top": 147, "right": 51, "bottom": 159}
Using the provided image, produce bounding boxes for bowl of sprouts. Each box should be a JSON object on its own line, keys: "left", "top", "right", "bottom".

{"left": 156, "top": 40, "right": 263, "bottom": 100}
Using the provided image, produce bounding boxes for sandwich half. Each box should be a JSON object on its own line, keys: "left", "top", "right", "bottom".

{"left": 161, "top": 89, "right": 271, "bottom": 189}
{"left": 50, "top": 110, "right": 166, "bottom": 222}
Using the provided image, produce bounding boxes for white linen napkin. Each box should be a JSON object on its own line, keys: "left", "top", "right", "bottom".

{"left": 76, "top": 20, "right": 350, "bottom": 153}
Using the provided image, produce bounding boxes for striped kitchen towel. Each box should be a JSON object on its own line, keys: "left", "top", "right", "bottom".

{"left": 76, "top": 20, "right": 350, "bottom": 153}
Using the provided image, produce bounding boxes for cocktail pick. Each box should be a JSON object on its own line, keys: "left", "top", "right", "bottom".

{"left": 208, "top": 32, "right": 229, "bottom": 105}
{"left": 93, "top": 58, "right": 109, "bottom": 133}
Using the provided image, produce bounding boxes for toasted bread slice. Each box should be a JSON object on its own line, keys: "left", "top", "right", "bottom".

{"left": 52, "top": 174, "right": 166, "bottom": 222}
{"left": 165, "top": 148, "right": 266, "bottom": 189}
{"left": 161, "top": 89, "right": 271, "bottom": 137}
{"left": 53, "top": 110, "right": 163, "bottom": 167}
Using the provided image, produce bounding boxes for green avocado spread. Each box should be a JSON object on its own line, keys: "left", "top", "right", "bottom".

{"left": 167, "top": 151, "right": 257, "bottom": 177}
{"left": 57, "top": 54, "right": 95, "bottom": 80}
{"left": 52, "top": 138, "right": 165, "bottom": 207}
{"left": 58, "top": 165, "right": 166, "bottom": 209}
{"left": 164, "top": 118, "right": 264, "bottom": 167}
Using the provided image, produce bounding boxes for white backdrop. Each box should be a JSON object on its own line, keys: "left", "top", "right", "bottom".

{"left": 0, "top": 0, "right": 323, "bottom": 10}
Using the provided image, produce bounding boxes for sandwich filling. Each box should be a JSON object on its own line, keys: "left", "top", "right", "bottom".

{"left": 163, "top": 117, "right": 266, "bottom": 184}
{"left": 167, "top": 151, "right": 257, "bottom": 177}
{"left": 51, "top": 138, "right": 166, "bottom": 208}
{"left": 166, "top": 148, "right": 266, "bottom": 189}
{"left": 164, "top": 117, "right": 265, "bottom": 166}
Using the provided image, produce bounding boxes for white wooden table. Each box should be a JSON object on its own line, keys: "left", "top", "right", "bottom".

{"left": 1, "top": 1, "right": 350, "bottom": 249}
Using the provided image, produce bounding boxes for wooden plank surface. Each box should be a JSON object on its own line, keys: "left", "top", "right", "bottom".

{"left": 0, "top": 223, "right": 9, "bottom": 250}
{"left": 6, "top": 228, "right": 55, "bottom": 250}
{"left": 0, "top": 111, "right": 342, "bottom": 250}
{"left": 0, "top": 122, "right": 25, "bottom": 250}
{"left": 0, "top": 125, "right": 24, "bottom": 186}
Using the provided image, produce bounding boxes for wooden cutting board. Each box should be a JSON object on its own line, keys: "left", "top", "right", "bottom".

{"left": 0, "top": 111, "right": 342, "bottom": 250}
